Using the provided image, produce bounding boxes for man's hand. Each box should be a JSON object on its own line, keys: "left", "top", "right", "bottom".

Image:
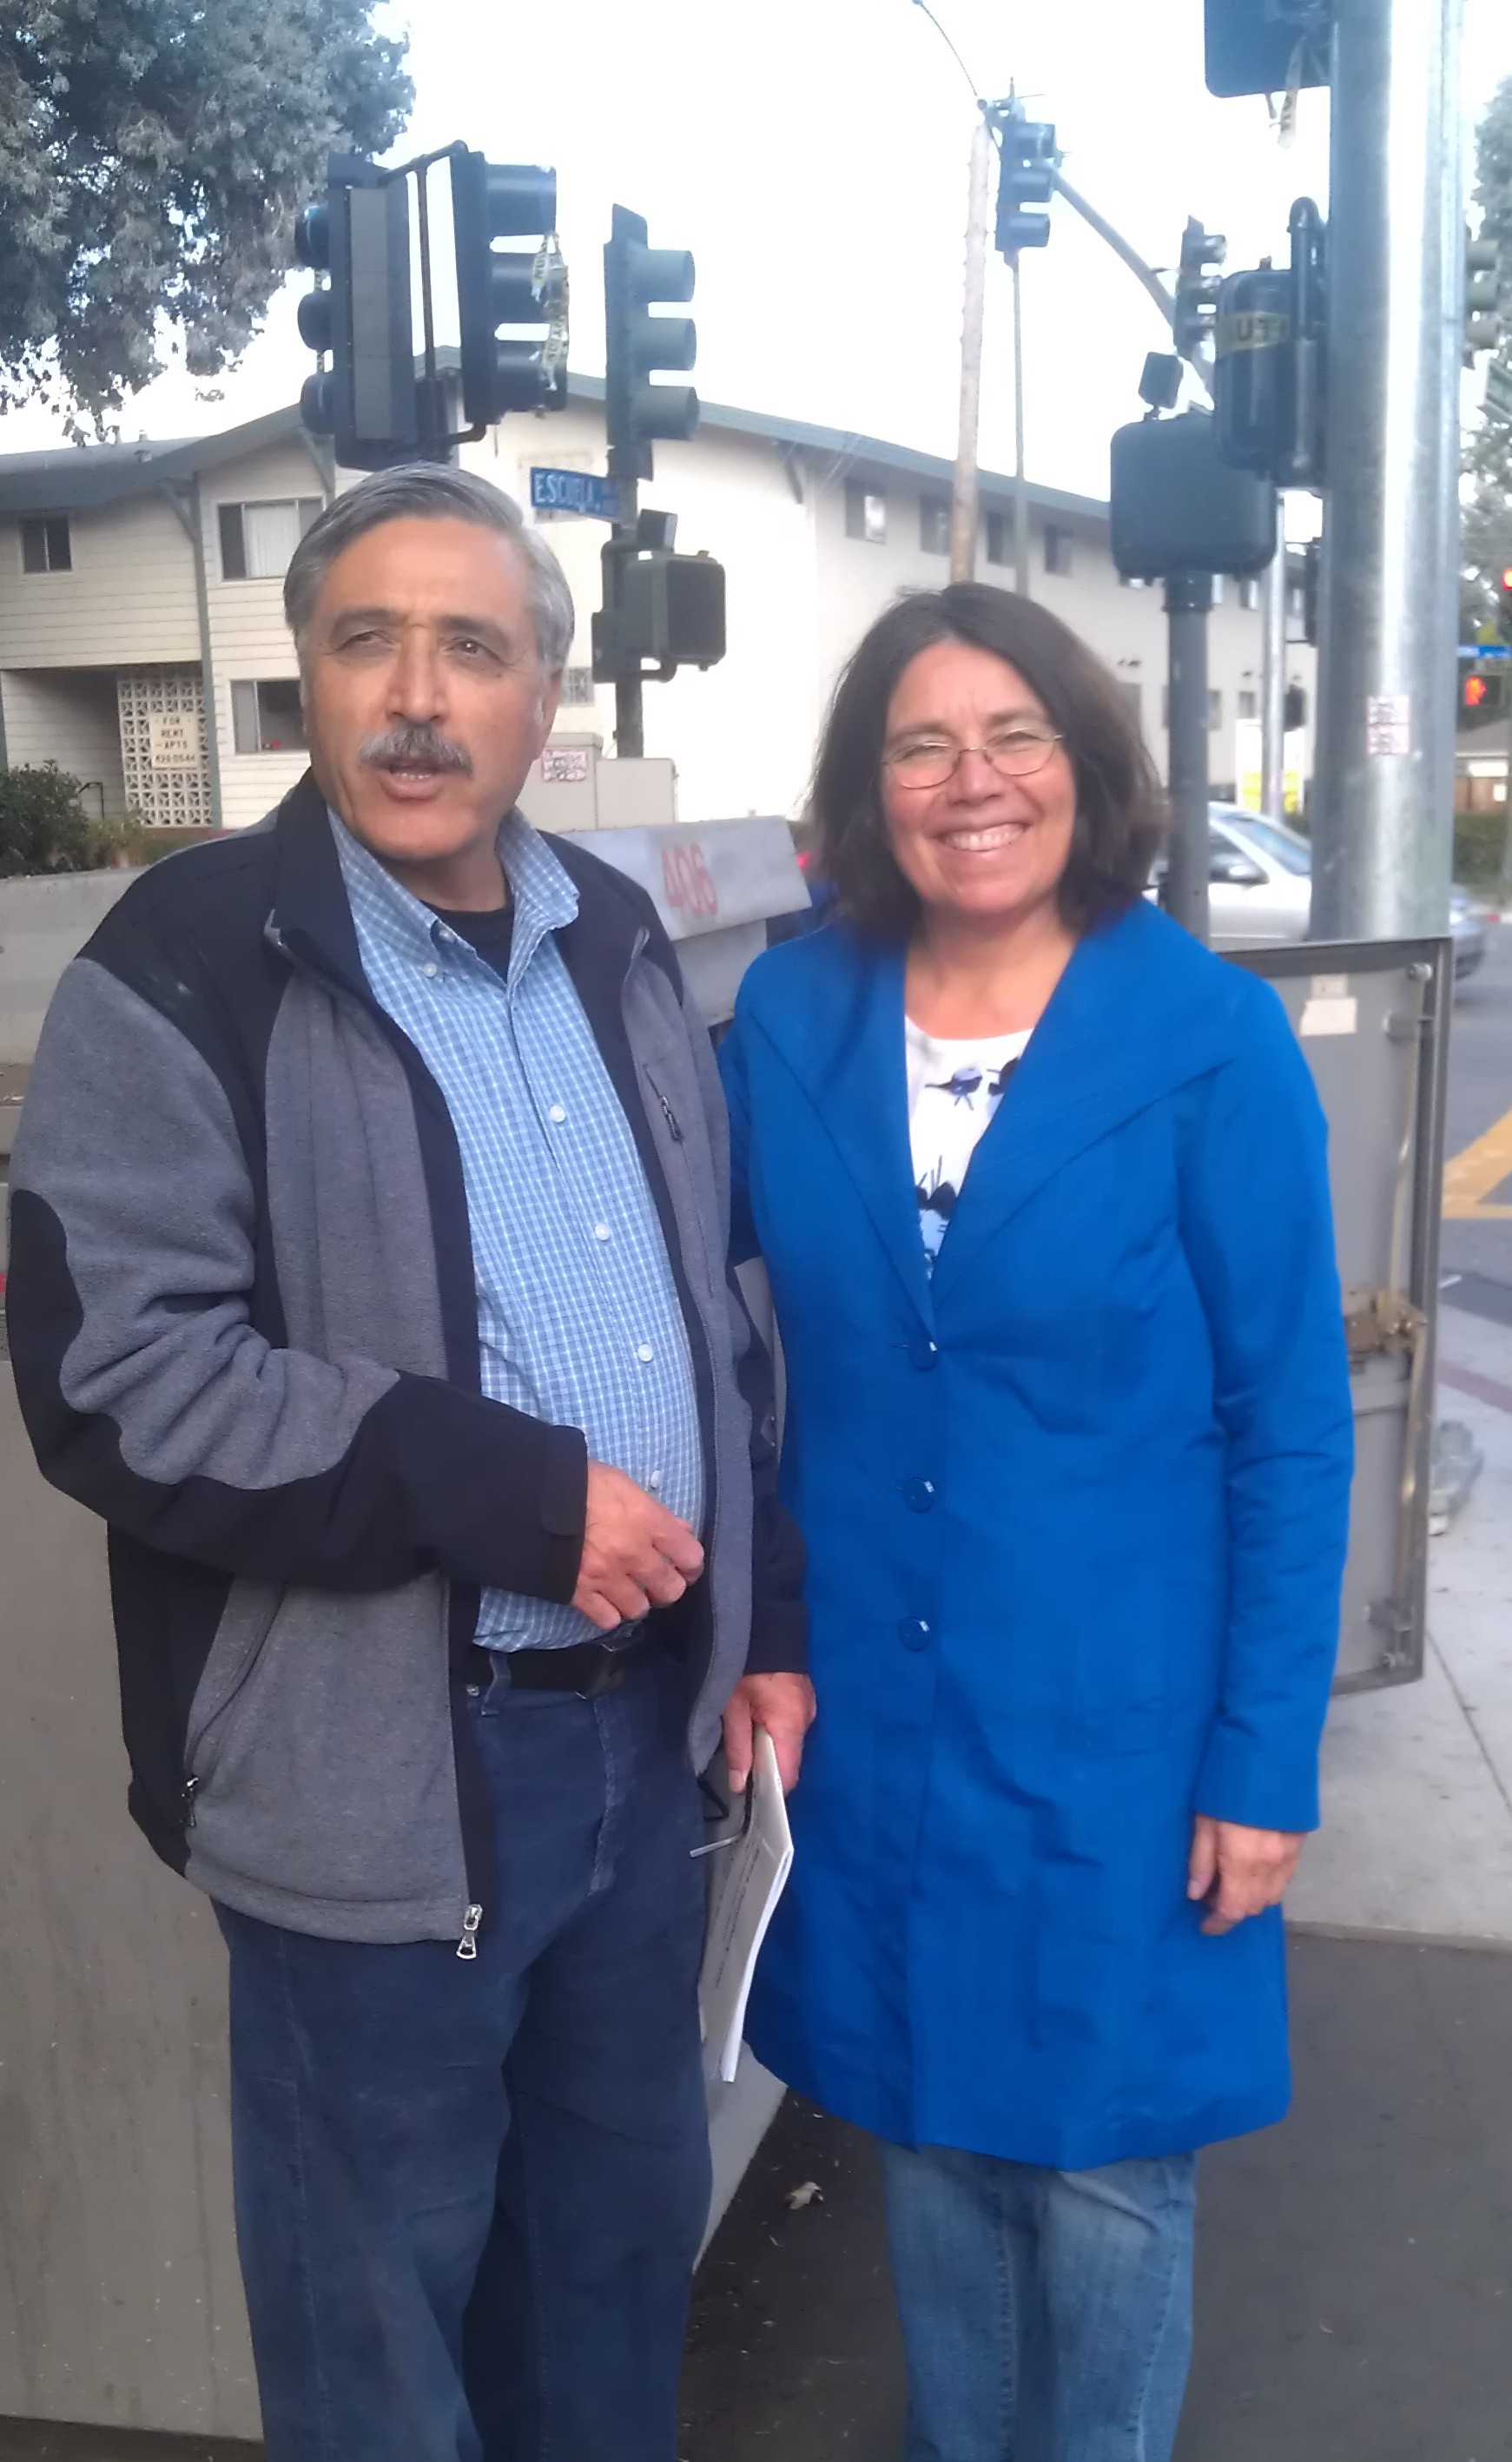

{"left": 571, "top": 1462, "right": 705, "bottom": 1634}
{"left": 723, "top": 1673, "right": 817, "bottom": 1796}
{"left": 1188, "top": 1815, "right": 1304, "bottom": 1936}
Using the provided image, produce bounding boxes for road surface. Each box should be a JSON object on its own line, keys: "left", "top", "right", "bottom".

{"left": 1442, "top": 920, "right": 1512, "bottom": 1317}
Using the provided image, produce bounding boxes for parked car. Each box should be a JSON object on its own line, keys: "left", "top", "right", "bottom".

{"left": 1153, "top": 807, "right": 1490, "bottom": 982}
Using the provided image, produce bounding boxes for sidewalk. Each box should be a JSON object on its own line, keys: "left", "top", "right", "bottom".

{"left": 1289, "top": 1302, "right": 1512, "bottom": 1944}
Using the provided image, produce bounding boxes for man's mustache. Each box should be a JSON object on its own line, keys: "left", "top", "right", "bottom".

{"left": 358, "top": 723, "right": 473, "bottom": 776}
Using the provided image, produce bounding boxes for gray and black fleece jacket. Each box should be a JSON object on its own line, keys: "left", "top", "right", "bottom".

{"left": 5, "top": 773, "right": 806, "bottom": 1950}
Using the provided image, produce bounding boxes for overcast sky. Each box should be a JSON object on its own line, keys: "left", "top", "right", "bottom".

{"left": 5, "top": 0, "right": 1512, "bottom": 503}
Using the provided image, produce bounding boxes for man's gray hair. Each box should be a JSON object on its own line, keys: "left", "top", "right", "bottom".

{"left": 283, "top": 464, "right": 576, "bottom": 675}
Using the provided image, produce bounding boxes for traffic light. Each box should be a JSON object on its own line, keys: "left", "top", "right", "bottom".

{"left": 1204, "top": 0, "right": 1330, "bottom": 99}
{"left": 1173, "top": 220, "right": 1226, "bottom": 363}
{"left": 295, "top": 155, "right": 418, "bottom": 471}
{"left": 1462, "top": 667, "right": 1508, "bottom": 721}
{"left": 591, "top": 512, "right": 727, "bottom": 682}
{"left": 994, "top": 111, "right": 1056, "bottom": 259}
{"left": 1213, "top": 265, "right": 1291, "bottom": 472}
{"left": 1110, "top": 409, "right": 1277, "bottom": 583}
{"left": 1212, "top": 196, "right": 1327, "bottom": 487}
{"left": 616, "top": 551, "right": 726, "bottom": 670}
{"left": 604, "top": 205, "right": 698, "bottom": 483}
{"left": 451, "top": 151, "right": 565, "bottom": 428}
{"left": 1465, "top": 232, "right": 1507, "bottom": 360}
{"left": 1498, "top": 564, "right": 1512, "bottom": 644}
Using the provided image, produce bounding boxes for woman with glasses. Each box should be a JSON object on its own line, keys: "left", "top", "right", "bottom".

{"left": 717, "top": 584, "right": 1353, "bottom": 2461}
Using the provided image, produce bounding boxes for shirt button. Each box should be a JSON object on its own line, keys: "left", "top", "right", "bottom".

{"left": 899, "top": 1618, "right": 931, "bottom": 1652}
{"left": 594, "top": 1223, "right": 611, "bottom": 1242}
{"left": 903, "top": 1476, "right": 936, "bottom": 1513}
{"left": 637, "top": 1343, "right": 655, "bottom": 1363}
{"left": 649, "top": 1470, "right": 664, "bottom": 1490}
{"left": 909, "top": 1335, "right": 940, "bottom": 1370}
{"left": 421, "top": 960, "right": 439, "bottom": 980}
{"left": 549, "top": 1105, "right": 567, "bottom": 1125}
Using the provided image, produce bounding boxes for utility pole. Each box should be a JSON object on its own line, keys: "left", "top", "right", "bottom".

{"left": 1165, "top": 574, "right": 1213, "bottom": 943}
{"left": 1011, "top": 257, "right": 1030, "bottom": 596}
{"left": 1260, "top": 498, "right": 1287, "bottom": 817}
{"left": 1311, "top": 0, "right": 1465, "bottom": 939}
{"left": 950, "top": 108, "right": 993, "bottom": 584}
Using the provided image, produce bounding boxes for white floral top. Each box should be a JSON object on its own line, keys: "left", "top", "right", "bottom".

{"left": 906, "top": 1019, "right": 1032, "bottom": 1271}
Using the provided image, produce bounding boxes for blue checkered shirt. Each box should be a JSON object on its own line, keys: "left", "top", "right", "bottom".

{"left": 332, "top": 809, "right": 703, "bottom": 1648}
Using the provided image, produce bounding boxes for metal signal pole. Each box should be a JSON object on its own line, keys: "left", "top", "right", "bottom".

{"left": 1165, "top": 574, "right": 1213, "bottom": 943}
{"left": 1260, "top": 499, "right": 1287, "bottom": 817}
{"left": 1310, "top": 0, "right": 1465, "bottom": 939}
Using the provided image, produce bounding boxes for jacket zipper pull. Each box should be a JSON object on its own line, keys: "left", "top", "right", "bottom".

{"left": 657, "top": 1090, "right": 684, "bottom": 1144}
{"left": 182, "top": 1777, "right": 198, "bottom": 1831}
{"left": 456, "top": 1903, "right": 483, "bottom": 1961}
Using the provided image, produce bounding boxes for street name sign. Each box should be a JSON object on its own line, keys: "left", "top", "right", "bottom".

{"left": 530, "top": 467, "right": 618, "bottom": 518}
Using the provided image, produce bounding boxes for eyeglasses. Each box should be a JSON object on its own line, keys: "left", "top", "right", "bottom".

{"left": 883, "top": 724, "right": 1064, "bottom": 790}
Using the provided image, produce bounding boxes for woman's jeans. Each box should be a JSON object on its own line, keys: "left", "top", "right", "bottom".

{"left": 878, "top": 2138, "right": 1198, "bottom": 2462}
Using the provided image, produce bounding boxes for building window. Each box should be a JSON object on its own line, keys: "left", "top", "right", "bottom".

{"left": 21, "top": 514, "right": 71, "bottom": 573}
{"left": 1239, "top": 578, "right": 1260, "bottom": 611}
{"left": 231, "top": 678, "right": 308, "bottom": 756}
{"left": 1208, "top": 689, "right": 1224, "bottom": 731}
{"left": 559, "top": 666, "right": 596, "bottom": 707}
{"left": 985, "top": 511, "right": 1011, "bottom": 567}
{"left": 1286, "top": 581, "right": 1305, "bottom": 623}
{"left": 219, "top": 498, "right": 324, "bottom": 582}
{"left": 844, "top": 482, "right": 887, "bottom": 544}
{"left": 920, "top": 497, "right": 951, "bottom": 555}
{"left": 1238, "top": 689, "right": 1258, "bottom": 719}
{"left": 1042, "top": 523, "right": 1073, "bottom": 577}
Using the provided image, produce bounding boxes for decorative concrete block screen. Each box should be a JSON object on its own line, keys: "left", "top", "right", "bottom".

{"left": 117, "top": 667, "right": 211, "bottom": 827}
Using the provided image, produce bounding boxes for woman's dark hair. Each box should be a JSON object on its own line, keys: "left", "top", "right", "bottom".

{"left": 811, "top": 583, "right": 1167, "bottom": 939}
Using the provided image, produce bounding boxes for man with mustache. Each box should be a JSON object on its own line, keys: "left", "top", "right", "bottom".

{"left": 5, "top": 465, "right": 814, "bottom": 2462}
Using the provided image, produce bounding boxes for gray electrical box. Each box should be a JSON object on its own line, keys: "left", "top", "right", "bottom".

{"left": 1231, "top": 936, "right": 1451, "bottom": 1692}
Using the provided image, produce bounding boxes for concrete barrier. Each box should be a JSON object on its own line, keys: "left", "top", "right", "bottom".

{"left": 0, "top": 1370, "right": 261, "bottom": 2438}
{"left": 0, "top": 817, "right": 805, "bottom": 1066}
{"left": 0, "top": 1357, "right": 785, "bottom": 2439}
{"left": 0, "top": 872, "right": 135, "bottom": 1065}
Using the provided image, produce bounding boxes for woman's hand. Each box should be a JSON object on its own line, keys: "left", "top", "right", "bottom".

{"left": 723, "top": 1673, "right": 817, "bottom": 1794}
{"left": 1187, "top": 1815, "right": 1304, "bottom": 1935}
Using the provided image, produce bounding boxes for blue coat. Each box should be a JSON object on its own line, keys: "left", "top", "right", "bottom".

{"left": 719, "top": 898, "right": 1354, "bottom": 2168}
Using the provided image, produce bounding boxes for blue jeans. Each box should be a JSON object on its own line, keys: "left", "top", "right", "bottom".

{"left": 878, "top": 2139, "right": 1197, "bottom": 2462}
{"left": 216, "top": 1653, "right": 711, "bottom": 2462}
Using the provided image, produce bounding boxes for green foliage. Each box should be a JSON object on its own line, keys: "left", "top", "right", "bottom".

{"left": 0, "top": 2, "right": 411, "bottom": 432}
{"left": 1463, "top": 77, "right": 1512, "bottom": 637}
{"left": 0, "top": 762, "right": 99, "bottom": 875}
{"left": 1454, "top": 808, "right": 1510, "bottom": 890}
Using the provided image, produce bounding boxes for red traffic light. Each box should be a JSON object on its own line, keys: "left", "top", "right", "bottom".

{"left": 1501, "top": 565, "right": 1512, "bottom": 592}
{"left": 1465, "top": 675, "right": 1489, "bottom": 707}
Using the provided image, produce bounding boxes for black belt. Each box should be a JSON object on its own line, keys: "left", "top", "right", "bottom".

{"left": 465, "top": 1627, "right": 657, "bottom": 1700}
